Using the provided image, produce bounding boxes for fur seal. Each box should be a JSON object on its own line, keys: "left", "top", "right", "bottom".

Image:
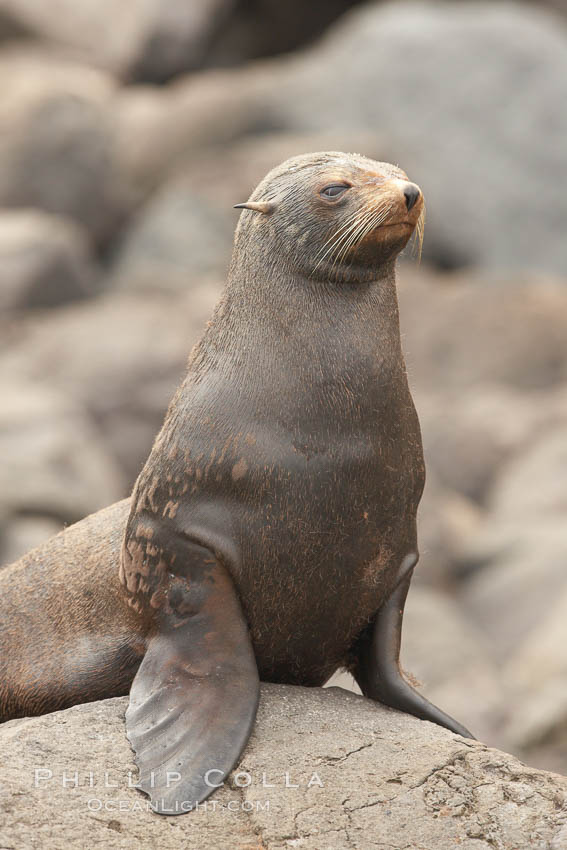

{"left": 0, "top": 151, "right": 472, "bottom": 816}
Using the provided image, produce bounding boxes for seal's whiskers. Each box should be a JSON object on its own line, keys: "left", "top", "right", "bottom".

{"left": 327, "top": 199, "right": 392, "bottom": 270}
{"left": 334, "top": 201, "right": 394, "bottom": 268}
{"left": 312, "top": 207, "right": 368, "bottom": 272}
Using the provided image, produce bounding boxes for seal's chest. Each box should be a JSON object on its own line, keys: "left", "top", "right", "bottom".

{"left": 245, "top": 529, "right": 400, "bottom": 685}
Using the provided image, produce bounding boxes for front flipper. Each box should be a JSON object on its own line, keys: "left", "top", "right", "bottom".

{"left": 354, "top": 554, "right": 475, "bottom": 739}
{"left": 125, "top": 544, "right": 259, "bottom": 815}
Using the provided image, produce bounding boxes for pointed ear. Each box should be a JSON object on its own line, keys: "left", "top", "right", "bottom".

{"left": 233, "top": 200, "right": 274, "bottom": 215}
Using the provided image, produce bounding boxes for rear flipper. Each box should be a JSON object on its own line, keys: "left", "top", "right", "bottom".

{"left": 353, "top": 554, "right": 475, "bottom": 739}
{"left": 125, "top": 543, "right": 259, "bottom": 815}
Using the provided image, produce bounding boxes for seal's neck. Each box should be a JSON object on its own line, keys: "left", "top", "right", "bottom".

{"left": 192, "top": 242, "right": 405, "bottom": 409}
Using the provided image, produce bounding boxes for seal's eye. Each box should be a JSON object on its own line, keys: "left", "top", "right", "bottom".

{"left": 320, "top": 183, "right": 350, "bottom": 200}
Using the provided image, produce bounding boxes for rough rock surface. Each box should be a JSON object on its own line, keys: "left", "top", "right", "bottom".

{"left": 1, "top": 685, "right": 567, "bottom": 849}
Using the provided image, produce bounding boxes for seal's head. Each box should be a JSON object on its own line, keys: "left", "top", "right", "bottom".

{"left": 234, "top": 151, "right": 424, "bottom": 283}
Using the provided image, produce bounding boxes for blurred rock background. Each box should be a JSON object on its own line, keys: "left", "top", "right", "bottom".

{"left": 0, "top": 0, "right": 566, "bottom": 780}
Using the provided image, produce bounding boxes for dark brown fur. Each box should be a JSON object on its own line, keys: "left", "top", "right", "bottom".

{"left": 0, "top": 501, "right": 144, "bottom": 719}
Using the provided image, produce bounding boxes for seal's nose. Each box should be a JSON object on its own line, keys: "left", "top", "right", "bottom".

{"left": 403, "top": 183, "right": 421, "bottom": 212}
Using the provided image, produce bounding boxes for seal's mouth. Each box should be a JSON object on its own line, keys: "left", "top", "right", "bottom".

{"left": 374, "top": 206, "right": 425, "bottom": 260}
{"left": 359, "top": 206, "right": 425, "bottom": 262}
{"left": 364, "top": 219, "right": 415, "bottom": 238}
{"left": 375, "top": 220, "right": 414, "bottom": 230}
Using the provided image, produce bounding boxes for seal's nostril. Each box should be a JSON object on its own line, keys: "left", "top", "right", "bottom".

{"left": 403, "top": 184, "right": 420, "bottom": 212}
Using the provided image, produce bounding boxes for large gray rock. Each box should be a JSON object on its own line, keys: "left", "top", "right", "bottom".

{"left": 1, "top": 685, "right": 567, "bottom": 848}
{"left": 0, "top": 209, "right": 97, "bottom": 312}
{"left": 191, "top": 0, "right": 366, "bottom": 75}
{"left": 459, "top": 520, "right": 567, "bottom": 660}
{"left": 0, "top": 287, "right": 220, "bottom": 485}
{"left": 0, "top": 49, "right": 130, "bottom": 243}
{"left": 125, "top": 0, "right": 237, "bottom": 82}
{"left": 0, "top": 379, "right": 124, "bottom": 553}
{"left": 112, "top": 71, "right": 258, "bottom": 195}
{"left": 505, "top": 584, "right": 567, "bottom": 775}
{"left": 0, "top": 0, "right": 154, "bottom": 77}
{"left": 398, "top": 269, "right": 567, "bottom": 392}
{"left": 415, "top": 469, "right": 482, "bottom": 584}
{"left": 415, "top": 385, "right": 556, "bottom": 505}
{"left": 0, "top": 0, "right": 363, "bottom": 82}
{"left": 0, "top": 0, "right": 267, "bottom": 82}
{"left": 456, "top": 426, "right": 567, "bottom": 660}
{"left": 111, "top": 179, "right": 233, "bottom": 293}
{"left": 489, "top": 425, "right": 567, "bottom": 520}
